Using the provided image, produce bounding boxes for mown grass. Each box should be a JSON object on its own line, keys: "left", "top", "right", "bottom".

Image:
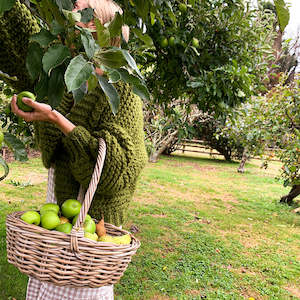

{"left": 0, "top": 153, "right": 299, "bottom": 300}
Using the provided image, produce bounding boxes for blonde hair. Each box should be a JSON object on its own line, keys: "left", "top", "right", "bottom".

{"left": 87, "top": 0, "right": 129, "bottom": 46}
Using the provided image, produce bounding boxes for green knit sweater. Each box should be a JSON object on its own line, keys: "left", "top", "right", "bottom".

{"left": 35, "top": 83, "right": 147, "bottom": 226}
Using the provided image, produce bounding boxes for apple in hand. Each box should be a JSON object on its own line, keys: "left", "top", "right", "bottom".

{"left": 84, "top": 219, "right": 96, "bottom": 234}
{"left": 61, "top": 199, "right": 82, "bottom": 218}
{"left": 40, "top": 203, "right": 60, "bottom": 216}
{"left": 17, "top": 91, "right": 36, "bottom": 112}
{"left": 84, "top": 232, "right": 98, "bottom": 241}
{"left": 21, "top": 211, "right": 41, "bottom": 225}
{"left": 41, "top": 211, "right": 60, "bottom": 230}
{"left": 55, "top": 222, "right": 72, "bottom": 234}
{"left": 72, "top": 214, "right": 92, "bottom": 225}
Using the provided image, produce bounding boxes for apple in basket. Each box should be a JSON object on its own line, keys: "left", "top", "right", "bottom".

{"left": 55, "top": 222, "right": 73, "bottom": 234}
{"left": 41, "top": 211, "right": 60, "bottom": 230}
{"left": 61, "top": 199, "right": 81, "bottom": 218}
{"left": 96, "top": 218, "right": 131, "bottom": 245}
{"left": 40, "top": 203, "right": 60, "bottom": 215}
{"left": 20, "top": 211, "right": 41, "bottom": 225}
{"left": 72, "top": 213, "right": 92, "bottom": 225}
{"left": 84, "top": 219, "right": 96, "bottom": 234}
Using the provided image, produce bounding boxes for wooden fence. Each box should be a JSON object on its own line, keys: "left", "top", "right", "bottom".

{"left": 174, "top": 139, "right": 280, "bottom": 161}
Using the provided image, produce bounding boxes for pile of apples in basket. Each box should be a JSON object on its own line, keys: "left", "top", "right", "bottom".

{"left": 20, "top": 199, "right": 131, "bottom": 245}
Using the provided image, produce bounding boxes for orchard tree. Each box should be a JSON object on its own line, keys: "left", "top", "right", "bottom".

{"left": 218, "top": 75, "right": 300, "bottom": 204}
{"left": 136, "top": 0, "right": 277, "bottom": 161}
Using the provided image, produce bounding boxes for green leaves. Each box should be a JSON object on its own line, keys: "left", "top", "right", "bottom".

{"left": 95, "top": 18, "right": 110, "bottom": 47}
{"left": 48, "top": 66, "right": 65, "bottom": 108}
{"left": 30, "top": 29, "right": 57, "bottom": 47}
{"left": 64, "top": 55, "right": 93, "bottom": 92}
{"left": 26, "top": 43, "right": 43, "bottom": 81}
{"left": 94, "top": 49, "right": 127, "bottom": 69}
{"left": 274, "top": 0, "right": 290, "bottom": 32}
{"left": 0, "top": 156, "right": 9, "bottom": 181}
{"left": 80, "top": 28, "right": 98, "bottom": 59}
{"left": 108, "top": 12, "right": 123, "bottom": 38}
{"left": 3, "top": 132, "right": 28, "bottom": 162}
{"left": 0, "top": 0, "right": 15, "bottom": 15}
{"left": 42, "top": 44, "right": 71, "bottom": 75}
{"left": 96, "top": 75, "right": 120, "bottom": 115}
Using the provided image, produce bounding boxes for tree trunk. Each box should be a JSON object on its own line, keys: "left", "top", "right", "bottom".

{"left": 237, "top": 148, "right": 248, "bottom": 173}
{"left": 148, "top": 131, "right": 178, "bottom": 163}
{"left": 280, "top": 185, "right": 300, "bottom": 205}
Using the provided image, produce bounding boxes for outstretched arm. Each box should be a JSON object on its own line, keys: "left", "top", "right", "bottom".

{"left": 11, "top": 95, "right": 75, "bottom": 135}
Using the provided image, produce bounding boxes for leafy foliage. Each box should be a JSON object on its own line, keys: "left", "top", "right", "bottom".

{"left": 131, "top": 0, "right": 275, "bottom": 113}
{"left": 218, "top": 75, "right": 300, "bottom": 186}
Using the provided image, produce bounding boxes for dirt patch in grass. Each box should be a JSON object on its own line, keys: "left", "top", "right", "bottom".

{"left": 284, "top": 285, "right": 300, "bottom": 298}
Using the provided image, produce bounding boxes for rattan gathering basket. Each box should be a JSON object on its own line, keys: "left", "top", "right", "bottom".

{"left": 6, "top": 138, "right": 141, "bottom": 288}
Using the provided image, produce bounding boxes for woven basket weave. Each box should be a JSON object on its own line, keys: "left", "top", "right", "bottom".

{"left": 6, "top": 138, "right": 140, "bottom": 288}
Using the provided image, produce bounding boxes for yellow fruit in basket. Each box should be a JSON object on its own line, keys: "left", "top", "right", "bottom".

{"left": 84, "top": 232, "right": 98, "bottom": 241}
{"left": 59, "top": 216, "right": 70, "bottom": 224}
{"left": 98, "top": 234, "right": 115, "bottom": 243}
{"left": 40, "top": 203, "right": 60, "bottom": 216}
{"left": 55, "top": 222, "right": 72, "bottom": 234}
{"left": 98, "top": 234, "right": 131, "bottom": 245}
{"left": 112, "top": 234, "right": 131, "bottom": 245}
{"left": 41, "top": 211, "right": 60, "bottom": 230}
{"left": 61, "top": 199, "right": 81, "bottom": 218}
{"left": 21, "top": 211, "right": 41, "bottom": 225}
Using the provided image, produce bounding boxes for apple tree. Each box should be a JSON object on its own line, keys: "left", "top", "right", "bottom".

{"left": 217, "top": 75, "right": 300, "bottom": 203}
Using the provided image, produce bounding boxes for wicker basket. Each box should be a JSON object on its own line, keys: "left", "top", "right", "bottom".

{"left": 6, "top": 138, "right": 141, "bottom": 288}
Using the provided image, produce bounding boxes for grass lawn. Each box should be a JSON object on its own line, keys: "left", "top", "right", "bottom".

{"left": 0, "top": 153, "right": 299, "bottom": 300}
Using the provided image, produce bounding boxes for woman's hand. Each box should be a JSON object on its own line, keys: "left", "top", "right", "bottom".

{"left": 11, "top": 95, "right": 55, "bottom": 123}
{"left": 11, "top": 95, "right": 76, "bottom": 135}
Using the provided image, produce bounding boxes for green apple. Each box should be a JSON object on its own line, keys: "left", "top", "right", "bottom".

{"left": 21, "top": 211, "right": 41, "bottom": 225}
{"left": 169, "top": 36, "right": 175, "bottom": 47}
{"left": 17, "top": 91, "right": 36, "bottom": 112}
{"left": 84, "top": 219, "right": 96, "bottom": 234}
{"left": 55, "top": 222, "right": 72, "bottom": 234}
{"left": 41, "top": 211, "right": 60, "bottom": 230}
{"left": 40, "top": 203, "right": 60, "bottom": 216}
{"left": 192, "top": 37, "right": 199, "bottom": 48}
{"left": 179, "top": 3, "right": 187, "bottom": 12}
{"left": 160, "top": 37, "right": 168, "bottom": 48}
{"left": 72, "top": 214, "right": 92, "bottom": 225}
{"left": 84, "top": 232, "right": 98, "bottom": 241}
{"left": 61, "top": 199, "right": 82, "bottom": 218}
{"left": 0, "top": 130, "right": 4, "bottom": 145}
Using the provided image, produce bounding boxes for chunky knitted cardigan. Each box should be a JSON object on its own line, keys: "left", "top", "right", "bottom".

{"left": 1, "top": 1, "right": 147, "bottom": 226}
{"left": 35, "top": 83, "right": 147, "bottom": 226}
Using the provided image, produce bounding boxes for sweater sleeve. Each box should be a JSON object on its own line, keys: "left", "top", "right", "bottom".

{"left": 62, "top": 123, "right": 137, "bottom": 195}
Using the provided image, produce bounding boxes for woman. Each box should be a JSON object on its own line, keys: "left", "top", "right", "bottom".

{"left": 11, "top": 0, "right": 147, "bottom": 299}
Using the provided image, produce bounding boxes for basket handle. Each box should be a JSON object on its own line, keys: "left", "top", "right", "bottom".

{"left": 70, "top": 138, "right": 106, "bottom": 254}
